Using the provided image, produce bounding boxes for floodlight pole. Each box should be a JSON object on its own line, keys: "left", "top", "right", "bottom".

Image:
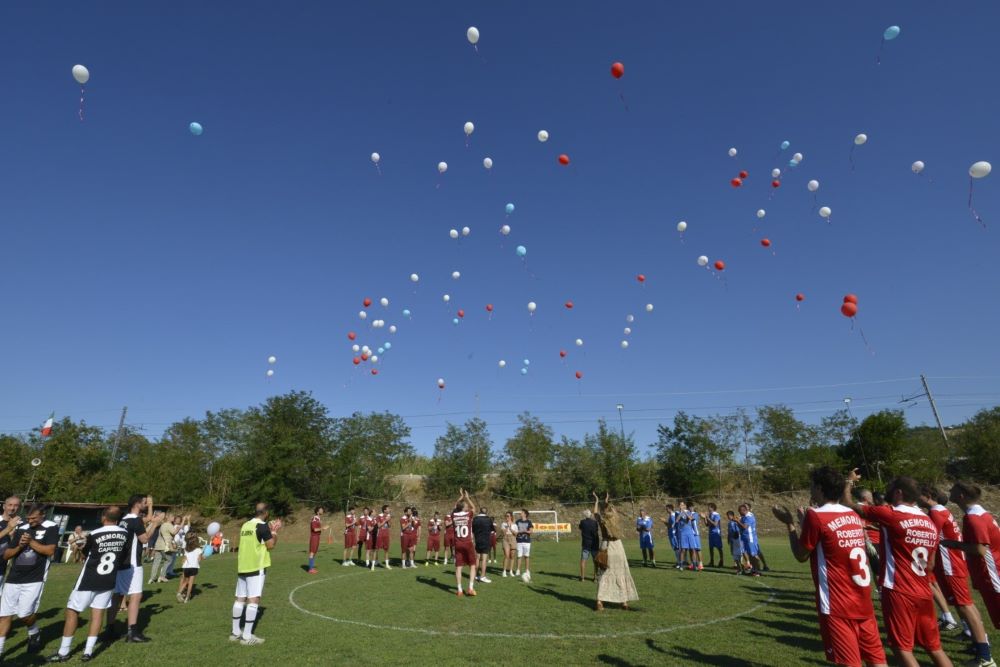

{"left": 616, "top": 404, "right": 636, "bottom": 516}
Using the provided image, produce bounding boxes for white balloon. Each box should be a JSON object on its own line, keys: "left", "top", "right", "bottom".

{"left": 626, "top": 314, "right": 634, "bottom": 323}
{"left": 498, "top": 360, "right": 506, "bottom": 368}
{"left": 370, "top": 355, "right": 379, "bottom": 363}
{"left": 389, "top": 325, "right": 397, "bottom": 334}
{"left": 449, "top": 229, "right": 459, "bottom": 239}
{"left": 467, "top": 26, "right": 479, "bottom": 44}
{"left": 267, "top": 355, "right": 277, "bottom": 364}
{"left": 537, "top": 130, "right": 549, "bottom": 142}
{"left": 621, "top": 340, "right": 629, "bottom": 349}
{"left": 483, "top": 157, "right": 493, "bottom": 169}
{"left": 646, "top": 303, "right": 654, "bottom": 312}
{"left": 807, "top": 179, "right": 819, "bottom": 192}
{"left": 461, "top": 226, "right": 470, "bottom": 236}
{"left": 500, "top": 224, "right": 511, "bottom": 235}
{"left": 728, "top": 147, "right": 738, "bottom": 157}
{"left": 756, "top": 209, "right": 766, "bottom": 219}
{"left": 207, "top": 522, "right": 221, "bottom": 537}
{"left": 624, "top": 327, "right": 632, "bottom": 335}
{"left": 819, "top": 206, "right": 832, "bottom": 219}
{"left": 437, "top": 377, "right": 446, "bottom": 387}
{"left": 771, "top": 168, "right": 781, "bottom": 178}
{"left": 438, "top": 161, "right": 448, "bottom": 174}
{"left": 970, "top": 161, "right": 992, "bottom": 179}
{"left": 911, "top": 161, "right": 925, "bottom": 174}
{"left": 452, "top": 271, "right": 461, "bottom": 280}
{"left": 792, "top": 152, "right": 804, "bottom": 162}
{"left": 464, "top": 121, "right": 475, "bottom": 136}
{"left": 362, "top": 346, "right": 371, "bottom": 353}
{"left": 443, "top": 294, "right": 451, "bottom": 303}
{"left": 697, "top": 255, "right": 709, "bottom": 267}
{"left": 575, "top": 338, "right": 584, "bottom": 347}
{"left": 370, "top": 152, "right": 380, "bottom": 164}
{"left": 359, "top": 310, "right": 367, "bottom": 320}
{"left": 853, "top": 134, "right": 867, "bottom": 146}
{"left": 266, "top": 369, "right": 274, "bottom": 377}
{"left": 527, "top": 302, "right": 537, "bottom": 313}
{"left": 676, "top": 221, "right": 687, "bottom": 232}
{"left": 352, "top": 344, "right": 360, "bottom": 353}
{"left": 72, "top": 64, "right": 90, "bottom": 84}
{"left": 380, "top": 297, "right": 389, "bottom": 307}
{"left": 410, "top": 273, "right": 420, "bottom": 282}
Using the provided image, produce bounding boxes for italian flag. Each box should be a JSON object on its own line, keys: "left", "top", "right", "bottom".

{"left": 41, "top": 413, "right": 54, "bottom": 437}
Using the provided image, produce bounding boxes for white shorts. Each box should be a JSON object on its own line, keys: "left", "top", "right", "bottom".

{"left": 115, "top": 566, "right": 143, "bottom": 596}
{"left": 516, "top": 543, "right": 531, "bottom": 558}
{"left": 236, "top": 572, "right": 266, "bottom": 599}
{"left": 67, "top": 589, "right": 114, "bottom": 612}
{"left": 0, "top": 582, "right": 45, "bottom": 618}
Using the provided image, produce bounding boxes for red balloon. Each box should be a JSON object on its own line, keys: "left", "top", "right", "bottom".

{"left": 739, "top": 170, "right": 748, "bottom": 179}
{"left": 564, "top": 301, "right": 574, "bottom": 309}
{"left": 575, "top": 371, "right": 583, "bottom": 380}
{"left": 714, "top": 260, "right": 726, "bottom": 271}
{"left": 363, "top": 298, "right": 372, "bottom": 307}
{"left": 795, "top": 293, "right": 805, "bottom": 302}
{"left": 457, "top": 309, "right": 465, "bottom": 318}
{"left": 485, "top": 304, "right": 493, "bottom": 312}
{"left": 843, "top": 294, "right": 858, "bottom": 305}
{"left": 352, "top": 357, "right": 361, "bottom": 365}
{"left": 348, "top": 332, "right": 357, "bottom": 341}
{"left": 610, "top": 62, "right": 624, "bottom": 79}
{"left": 761, "top": 238, "right": 771, "bottom": 247}
{"left": 360, "top": 353, "right": 369, "bottom": 361}
{"left": 771, "top": 180, "right": 781, "bottom": 188}
{"left": 558, "top": 154, "right": 570, "bottom": 165}
{"left": 371, "top": 369, "right": 378, "bottom": 376}
{"left": 841, "top": 302, "right": 858, "bottom": 318}
{"left": 559, "top": 350, "right": 567, "bottom": 358}
{"left": 637, "top": 274, "right": 646, "bottom": 283}
{"left": 730, "top": 178, "right": 743, "bottom": 188}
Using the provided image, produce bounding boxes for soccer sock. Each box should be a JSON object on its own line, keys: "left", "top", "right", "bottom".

{"left": 974, "top": 642, "right": 992, "bottom": 660}
{"left": 59, "top": 636, "right": 73, "bottom": 656}
{"left": 0, "top": 637, "right": 6, "bottom": 653}
{"left": 941, "top": 611, "right": 956, "bottom": 623}
{"left": 84, "top": 636, "right": 97, "bottom": 655}
{"left": 28, "top": 625, "right": 39, "bottom": 636}
{"left": 242, "top": 604, "right": 258, "bottom": 640}
{"left": 309, "top": 557, "right": 315, "bottom": 569}
{"left": 232, "top": 601, "right": 245, "bottom": 636}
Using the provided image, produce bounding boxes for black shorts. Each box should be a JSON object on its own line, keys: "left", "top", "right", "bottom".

{"left": 183, "top": 568, "right": 199, "bottom": 577}
{"left": 475, "top": 541, "right": 491, "bottom": 555}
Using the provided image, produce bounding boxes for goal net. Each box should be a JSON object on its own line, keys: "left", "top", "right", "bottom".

{"left": 517, "top": 510, "right": 570, "bottom": 542}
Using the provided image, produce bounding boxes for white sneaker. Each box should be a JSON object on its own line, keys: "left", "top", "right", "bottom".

{"left": 370, "top": 563, "right": 375, "bottom": 571}
{"left": 342, "top": 561, "right": 350, "bottom": 567}
{"left": 385, "top": 563, "right": 392, "bottom": 569}
{"left": 479, "top": 576, "right": 492, "bottom": 583}
{"left": 229, "top": 634, "right": 241, "bottom": 642}
{"left": 240, "top": 635, "right": 265, "bottom": 646}
{"left": 514, "top": 571, "right": 520, "bottom": 576}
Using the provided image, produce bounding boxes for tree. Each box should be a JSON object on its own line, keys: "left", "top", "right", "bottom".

{"left": 754, "top": 406, "right": 817, "bottom": 492}
{"left": 425, "top": 418, "right": 493, "bottom": 496}
{"left": 589, "top": 420, "right": 638, "bottom": 500}
{"left": 33, "top": 418, "right": 111, "bottom": 501}
{"left": 655, "top": 412, "right": 717, "bottom": 497}
{"left": 546, "top": 436, "right": 602, "bottom": 501}
{"left": 958, "top": 407, "right": 1000, "bottom": 483}
{"left": 842, "top": 410, "right": 907, "bottom": 487}
{"left": 330, "top": 411, "right": 413, "bottom": 505}
{"left": 0, "top": 435, "right": 32, "bottom": 499}
{"left": 498, "top": 413, "right": 554, "bottom": 500}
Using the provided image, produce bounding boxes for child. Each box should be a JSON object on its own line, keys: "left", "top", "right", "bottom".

{"left": 727, "top": 511, "right": 746, "bottom": 574}
{"left": 176, "top": 535, "right": 203, "bottom": 603}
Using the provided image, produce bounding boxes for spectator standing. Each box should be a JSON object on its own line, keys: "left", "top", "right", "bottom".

{"left": 514, "top": 510, "right": 533, "bottom": 579}
{"left": 500, "top": 512, "right": 517, "bottom": 578}
{"left": 68, "top": 526, "right": 88, "bottom": 564}
{"left": 592, "top": 492, "right": 638, "bottom": 612}
{"left": 472, "top": 508, "right": 493, "bottom": 584}
{"left": 176, "top": 535, "right": 203, "bottom": 604}
{"left": 166, "top": 515, "right": 190, "bottom": 579}
{"left": 149, "top": 513, "right": 177, "bottom": 583}
{"left": 578, "top": 509, "right": 600, "bottom": 582}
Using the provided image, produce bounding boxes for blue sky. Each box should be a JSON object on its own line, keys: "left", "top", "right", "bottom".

{"left": 2, "top": 2, "right": 999, "bottom": 456}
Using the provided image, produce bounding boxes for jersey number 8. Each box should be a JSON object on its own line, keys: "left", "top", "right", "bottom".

{"left": 97, "top": 552, "right": 116, "bottom": 575}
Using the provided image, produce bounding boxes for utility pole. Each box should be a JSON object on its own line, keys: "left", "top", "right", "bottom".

{"left": 920, "top": 374, "right": 950, "bottom": 450}
{"left": 109, "top": 406, "right": 127, "bottom": 469}
{"left": 616, "top": 404, "right": 636, "bottom": 516}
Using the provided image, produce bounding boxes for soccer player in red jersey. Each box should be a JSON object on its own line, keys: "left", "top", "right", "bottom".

{"left": 425, "top": 512, "right": 442, "bottom": 565}
{"left": 408, "top": 509, "right": 421, "bottom": 568}
{"left": 857, "top": 488, "right": 883, "bottom": 585}
{"left": 450, "top": 489, "right": 478, "bottom": 597}
{"left": 342, "top": 506, "right": 358, "bottom": 567}
{"left": 772, "top": 467, "right": 888, "bottom": 667}
{"left": 844, "top": 472, "right": 953, "bottom": 667}
{"left": 399, "top": 507, "right": 415, "bottom": 569}
{"left": 941, "top": 482, "right": 1000, "bottom": 666}
{"left": 360, "top": 508, "right": 375, "bottom": 567}
{"left": 443, "top": 514, "right": 455, "bottom": 566}
{"left": 371, "top": 505, "right": 392, "bottom": 570}
{"left": 918, "top": 487, "right": 995, "bottom": 667}
{"left": 307, "top": 507, "right": 326, "bottom": 574}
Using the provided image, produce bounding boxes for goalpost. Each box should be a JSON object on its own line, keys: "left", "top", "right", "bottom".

{"left": 520, "top": 510, "right": 570, "bottom": 543}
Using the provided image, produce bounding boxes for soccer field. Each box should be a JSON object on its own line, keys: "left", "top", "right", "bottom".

{"left": 5, "top": 538, "right": 997, "bottom": 665}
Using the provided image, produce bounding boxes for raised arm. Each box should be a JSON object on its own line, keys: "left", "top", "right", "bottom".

{"left": 772, "top": 506, "right": 810, "bottom": 563}
{"left": 592, "top": 491, "right": 599, "bottom": 516}
{"left": 463, "top": 489, "right": 476, "bottom": 515}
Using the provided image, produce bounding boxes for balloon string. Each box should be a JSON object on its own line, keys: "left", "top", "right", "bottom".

{"left": 849, "top": 145, "right": 856, "bottom": 171}
{"left": 876, "top": 38, "right": 885, "bottom": 65}
{"left": 78, "top": 85, "right": 86, "bottom": 122}
{"left": 618, "top": 90, "right": 630, "bottom": 112}
{"left": 858, "top": 326, "right": 875, "bottom": 356}
{"left": 375, "top": 164, "right": 382, "bottom": 176}
{"left": 969, "top": 179, "right": 987, "bottom": 229}
{"left": 811, "top": 194, "right": 818, "bottom": 212}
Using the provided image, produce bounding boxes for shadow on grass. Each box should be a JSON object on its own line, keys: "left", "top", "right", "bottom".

{"left": 415, "top": 576, "right": 455, "bottom": 595}
{"left": 528, "top": 585, "right": 596, "bottom": 610}
{"left": 596, "top": 655, "right": 642, "bottom": 667}
{"left": 538, "top": 570, "right": 587, "bottom": 582}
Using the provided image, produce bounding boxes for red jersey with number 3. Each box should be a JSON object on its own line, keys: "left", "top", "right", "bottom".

{"left": 450, "top": 510, "right": 472, "bottom": 544}
{"left": 799, "top": 504, "right": 876, "bottom": 619}
{"left": 862, "top": 504, "right": 938, "bottom": 600}
{"left": 928, "top": 505, "right": 968, "bottom": 579}
{"left": 963, "top": 505, "right": 1000, "bottom": 594}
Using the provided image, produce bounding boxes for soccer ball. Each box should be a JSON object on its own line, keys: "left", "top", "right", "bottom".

{"left": 521, "top": 572, "right": 531, "bottom": 583}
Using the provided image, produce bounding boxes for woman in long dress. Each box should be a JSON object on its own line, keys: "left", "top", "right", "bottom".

{"left": 592, "top": 491, "right": 639, "bottom": 611}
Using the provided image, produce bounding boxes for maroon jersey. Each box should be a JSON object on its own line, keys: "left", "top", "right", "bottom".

{"left": 429, "top": 518, "right": 441, "bottom": 535}
{"left": 399, "top": 516, "right": 411, "bottom": 535}
{"left": 378, "top": 512, "right": 391, "bottom": 531}
{"left": 963, "top": 505, "right": 1000, "bottom": 594}
{"left": 344, "top": 512, "right": 357, "bottom": 534}
{"left": 862, "top": 504, "right": 938, "bottom": 600}
{"left": 799, "top": 504, "right": 877, "bottom": 619}
{"left": 311, "top": 515, "right": 322, "bottom": 534}
{"left": 450, "top": 510, "right": 473, "bottom": 544}
{"left": 408, "top": 517, "right": 420, "bottom": 533}
{"left": 928, "top": 504, "right": 968, "bottom": 579}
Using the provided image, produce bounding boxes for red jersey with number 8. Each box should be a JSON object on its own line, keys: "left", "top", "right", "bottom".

{"left": 862, "top": 504, "right": 938, "bottom": 600}
{"left": 799, "top": 504, "right": 876, "bottom": 619}
{"left": 450, "top": 510, "right": 473, "bottom": 544}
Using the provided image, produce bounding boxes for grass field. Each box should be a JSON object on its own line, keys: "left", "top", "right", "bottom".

{"left": 2, "top": 537, "right": 997, "bottom": 665}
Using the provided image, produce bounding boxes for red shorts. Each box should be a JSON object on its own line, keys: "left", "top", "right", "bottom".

{"left": 445, "top": 532, "right": 455, "bottom": 548}
{"left": 309, "top": 534, "right": 321, "bottom": 553}
{"left": 377, "top": 530, "right": 390, "bottom": 551}
{"left": 938, "top": 573, "right": 973, "bottom": 607}
{"left": 428, "top": 534, "right": 440, "bottom": 551}
{"left": 882, "top": 589, "right": 940, "bottom": 652}
{"left": 402, "top": 533, "right": 415, "bottom": 551}
{"left": 490, "top": 533, "right": 497, "bottom": 548}
{"left": 364, "top": 532, "right": 374, "bottom": 549}
{"left": 454, "top": 541, "right": 476, "bottom": 567}
{"left": 345, "top": 530, "right": 357, "bottom": 549}
{"left": 976, "top": 586, "right": 1000, "bottom": 629}
{"left": 818, "top": 614, "right": 886, "bottom": 667}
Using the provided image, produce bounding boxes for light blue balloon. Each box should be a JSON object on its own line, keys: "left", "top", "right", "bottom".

{"left": 384, "top": 342, "right": 391, "bottom": 350}
{"left": 520, "top": 368, "right": 528, "bottom": 375}
{"left": 788, "top": 159, "right": 799, "bottom": 168}
{"left": 505, "top": 203, "right": 515, "bottom": 214}
{"left": 516, "top": 245, "right": 527, "bottom": 258}
{"left": 883, "top": 25, "right": 900, "bottom": 41}
{"left": 403, "top": 309, "right": 411, "bottom": 317}
{"left": 189, "top": 122, "right": 203, "bottom": 136}
{"left": 202, "top": 544, "right": 213, "bottom": 557}
{"left": 780, "top": 140, "right": 790, "bottom": 150}
{"left": 378, "top": 347, "right": 384, "bottom": 354}
{"left": 452, "top": 318, "right": 460, "bottom": 326}
{"left": 523, "top": 358, "right": 530, "bottom": 366}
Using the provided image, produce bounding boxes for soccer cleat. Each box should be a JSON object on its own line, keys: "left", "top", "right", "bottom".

{"left": 502, "top": 571, "right": 508, "bottom": 577}
{"left": 341, "top": 561, "right": 350, "bottom": 567}
{"left": 964, "top": 659, "right": 998, "bottom": 667}
{"left": 514, "top": 571, "right": 520, "bottom": 576}
{"left": 240, "top": 635, "right": 265, "bottom": 646}
{"left": 697, "top": 564, "right": 704, "bottom": 571}
{"left": 370, "top": 563, "right": 375, "bottom": 571}
{"left": 939, "top": 619, "right": 960, "bottom": 632}
{"left": 385, "top": 563, "right": 392, "bottom": 570}
{"left": 47, "top": 655, "right": 70, "bottom": 663}
{"left": 425, "top": 562, "right": 429, "bottom": 567}
{"left": 456, "top": 590, "right": 464, "bottom": 597}
{"left": 126, "top": 631, "right": 151, "bottom": 643}
{"left": 28, "top": 634, "right": 43, "bottom": 653}
{"left": 466, "top": 588, "right": 477, "bottom": 596}
{"left": 229, "top": 634, "right": 242, "bottom": 642}
{"left": 479, "top": 576, "right": 492, "bottom": 583}
{"left": 80, "top": 655, "right": 93, "bottom": 663}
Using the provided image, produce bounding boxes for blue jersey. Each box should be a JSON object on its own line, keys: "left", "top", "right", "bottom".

{"left": 677, "top": 511, "right": 693, "bottom": 537}
{"left": 727, "top": 519, "right": 741, "bottom": 541}
{"left": 635, "top": 516, "right": 652, "bottom": 535}
{"left": 689, "top": 512, "right": 701, "bottom": 537}
{"left": 708, "top": 512, "right": 722, "bottom": 536}
{"left": 739, "top": 513, "right": 757, "bottom": 545}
